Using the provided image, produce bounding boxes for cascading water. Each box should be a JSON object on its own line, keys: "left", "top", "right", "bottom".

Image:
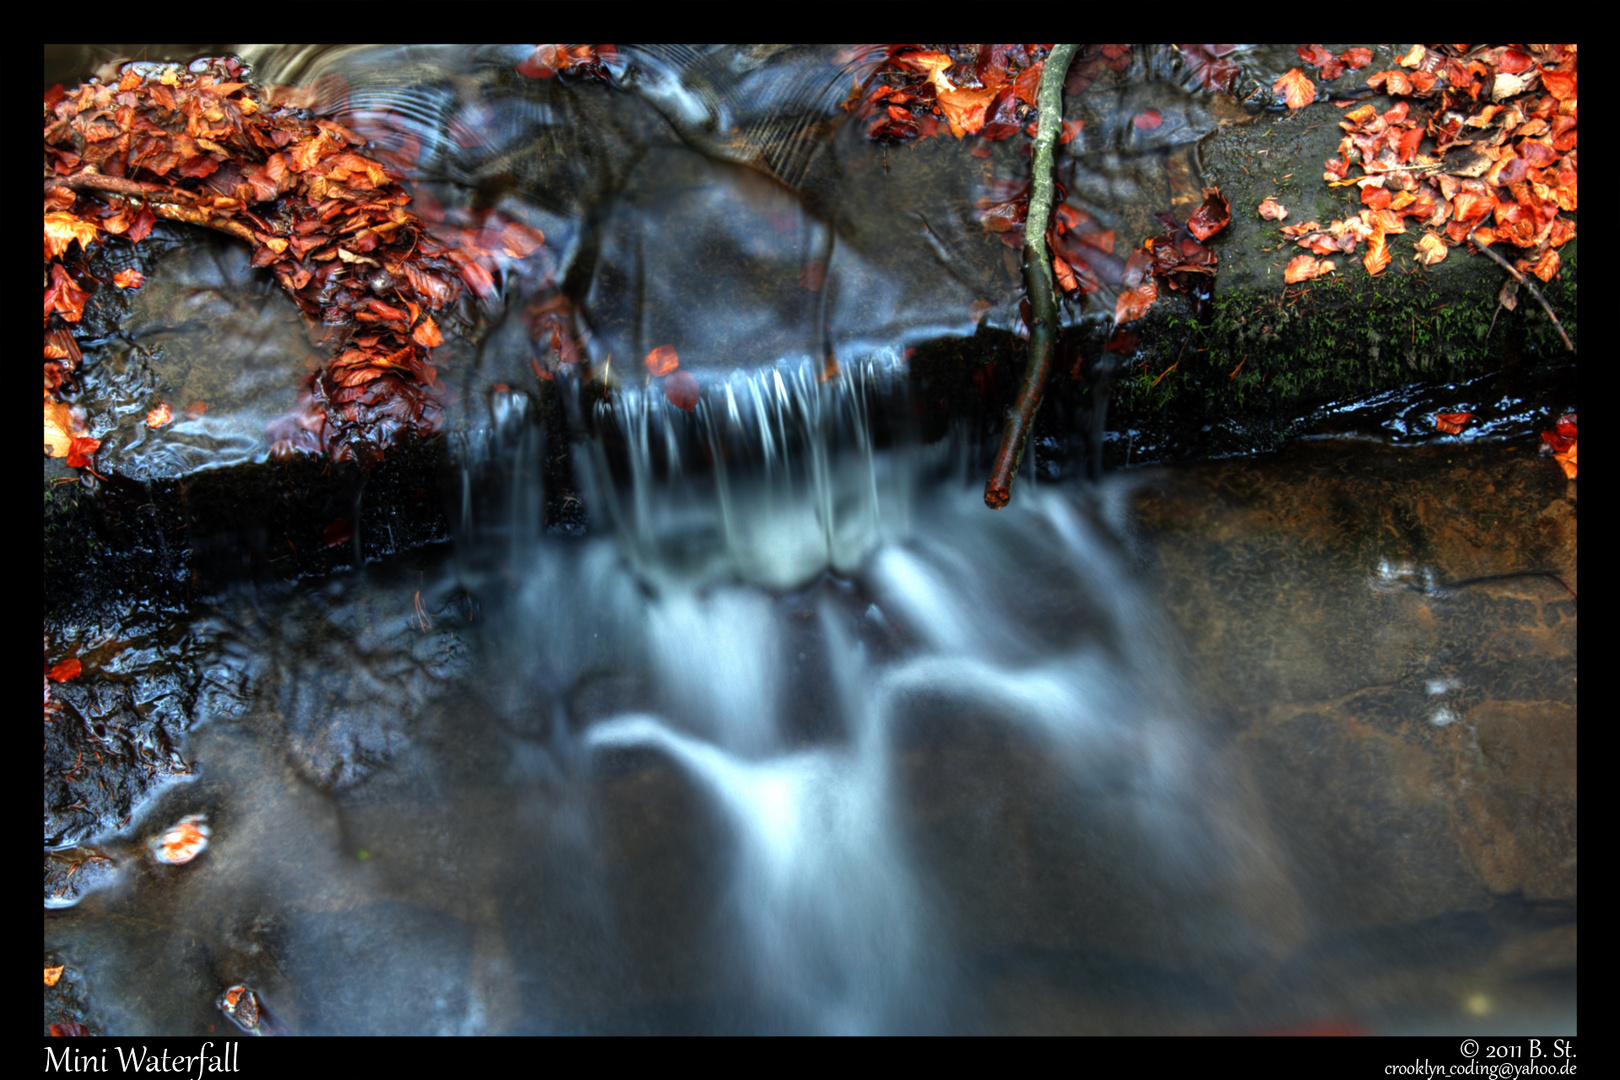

{"left": 444, "top": 359, "right": 1300, "bottom": 1032}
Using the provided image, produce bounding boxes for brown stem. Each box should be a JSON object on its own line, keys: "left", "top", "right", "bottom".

{"left": 985, "top": 43, "right": 1077, "bottom": 509}
{"left": 1468, "top": 224, "right": 1573, "bottom": 352}
{"left": 45, "top": 172, "right": 257, "bottom": 245}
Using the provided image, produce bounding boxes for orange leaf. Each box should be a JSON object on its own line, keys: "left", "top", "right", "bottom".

{"left": 1553, "top": 442, "right": 1576, "bottom": 479}
{"left": 1363, "top": 230, "right": 1391, "bottom": 276}
{"left": 45, "top": 965, "right": 65, "bottom": 987}
{"left": 152, "top": 816, "right": 210, "bottom": 865}
{"left": 1114, "top": 278, "right": 1158, "bottom": 324}
{"left": 1187, "top": 187, "right": 1230, "bottom": 241}
{"left": 936, "top": 86, "right": 996, "bottom": 138}
{"left": 1052, "top": 255, "right": 1078, "bottom": 292}
{"left": 663, "top": 369, "right": 700, "bottom": 411}
{"left": 146, "top": 403, "right": 173, "bottom": 427}
{"left": 1258, "top": 198, "right": 1289, "bottom": 221}
{"left": 66, "top": 436, "right": 100, "bottom": 469}
{"left": 113, "top": 269, "right": 145, "bottom": 289}
{"left": 1528, "top": 249, "right": 1561, "bottom": 282}
{"left": 1284, "top": 255, "right": 1336, "bottom": 283}
{"left": 44, "top": 396, "right": 74, "bottom": 458}
{"left": 1274, "top": 68, "right": 1316, "bottom": 111}
{"left": 1435, "top": 412, "right": 1474, "bottom": 434}
{"left": 411, "top": 315, "right": 443, "bottom": 348}
{"left": 44, "top": 212, "right": 99, "bottom": 260}
{"left": 644, "top": 344, "right": 680, "bottom": 377}
{"left": 45, "top": 263, "right": 90, "bottom": 323}
{"left": 1413, "top": 232, "right": 1448, "bottom": 267}
{"left": 48, "top": 658, "right": 81, "bottom": 682}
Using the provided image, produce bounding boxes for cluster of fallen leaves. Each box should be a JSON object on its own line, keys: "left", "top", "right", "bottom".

{"left": 850, "top": 44, "right": 1066, "bottom": 149}
{"left": 1539, "top": 411, "right": 1577, "bottom": 479}
{"left": 1113, "top": 188, "right": 1231, "bottom": 323}
{"left": 516, "top": 44, "right": 618, "bottom": 83}
{"left": 44, "top": 56, "right": 548, "bottom": 465}
{"left": 1269, "top": 44, "right": 1575, "bottom": 285}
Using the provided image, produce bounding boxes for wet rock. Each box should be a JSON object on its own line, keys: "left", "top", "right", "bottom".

{"left": 1133, "top": 439, "right": 1577, "bottom": 930}
{"left": 44, "top": 846, "right": 120, "bottom": 910}
{"left": 44, "top": 677, "right": 191, "bottom": 851}
{"left": 44, "top": 953, "right": 97, "bottom": 1037}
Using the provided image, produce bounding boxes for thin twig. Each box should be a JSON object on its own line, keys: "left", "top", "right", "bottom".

{"left": 1468, "top": 224, "right": 1573, "bottom": 351}
{"left": 985, "top": 43, "right": 1078, "bottom": 509}
{"left": 47, "top": 171, "right": 258, "bottom": 244}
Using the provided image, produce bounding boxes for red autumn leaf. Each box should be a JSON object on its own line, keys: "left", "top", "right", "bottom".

{"left": 1133, "top": 110, "right": 1162, "bottom": 130}
{"left": 323, "top": 518, "right": 354, "bottom": 548}
{"left": 184, "top": 401, "right": 209, "bottom": 419}
{"left": 65, "top": 435, "right": 100, "bottom": 469}
{"left": 146, "top": 402, "right": 173, "bottom": 427}
{"left": 1258, "top": 198, "right": 1289, "bottom": 221}
{"left": 1540, "top": 69, "right": 1575, "bottom": 102}
{"left": 1435, "top": 412, "right": 1474, "bottom": 434}
{"left": 1339, "top": 47, "right": 1373, "bottom": 71}
{"left": 1052, "top": 255, "right": 1078, "bottom": 293}
{"left": 1274, "top": 68, "right": 1316, "bottom": 111}
{"left": 113, "top": 269, "right": 145, "bottom": 289}
{"left": 663, "top": 369, "right": 700, "bottom": 412}
{"left": 1187, "top": 187, "right": 1230, "bottom": 241}
{"left": 45, "top": 263, "right": 90, "bottom": 323}
{"left": 1115, "top": 278, "right": 1158, "bottom": 324}
{"left": 644, "top": 344, "right": 680, "bottom": 377}
{"left": 49, "top": 658, "right": 81, "bottom": 682}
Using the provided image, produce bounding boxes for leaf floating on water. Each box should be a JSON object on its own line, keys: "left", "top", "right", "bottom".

{"left": 1435, "top": 412, "right": 1474, "bottom": 434}
{"left": 151, "top": 815, "right": 210, "bottom": 865}
{"left": 146, "top": 402, "right": 173, "bottom": 427}
{"left": 65, "top": 436, "right": 101, "bottom": 470}
{"left": 663, "top": 369, "right": 700, "bottom": 412}
{"left": 323, "top": 518, "right": 354, "bottom": 549}
{"left": 644, "top": 344, "right": 680, "bottom": 377}
{"left": 49, "top": 658, "right": 82, "bottom": 682}
{"left": 45, "top": 964, "right": 65, "bottom": 987}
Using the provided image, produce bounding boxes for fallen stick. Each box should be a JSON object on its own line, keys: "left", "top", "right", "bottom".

{"left": 985, "top": 43, "right": 1078, "bottom": 509}
{"left": 1468, "top": 223, "right": 1573, "bottom": 352}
